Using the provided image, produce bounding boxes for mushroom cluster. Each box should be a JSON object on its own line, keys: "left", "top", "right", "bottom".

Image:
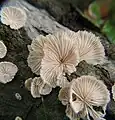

{"left": 58, "top": 75, "right": 110, "bottom": 120}
{"left": 0, "top": 3, "right": 112, "bottom": 120}
{"left": 25, "top": 77, "right": 52, "bottom": 98}
{"left": 27, "top": 30, "right": 105, "bottom": 88}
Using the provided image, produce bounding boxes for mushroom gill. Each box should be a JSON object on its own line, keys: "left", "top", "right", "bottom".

{"left": 58, "top": 75, "right": 110, "bottom": 120}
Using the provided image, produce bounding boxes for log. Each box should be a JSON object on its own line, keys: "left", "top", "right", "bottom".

{"left": 0, "top": 0, "right": 115, "bottom": 120}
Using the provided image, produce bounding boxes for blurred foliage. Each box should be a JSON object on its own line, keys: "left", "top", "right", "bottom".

{"left": 83, "top": 0, "right": 115, "bottom": 43}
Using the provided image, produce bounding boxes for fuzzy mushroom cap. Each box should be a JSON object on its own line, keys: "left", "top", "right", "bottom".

{"left": 75, "top": 31, "right": 105, "bottom": 65}
{"left": 1, "top": 6, "right": 27, "bottom": 29}
{"left": 30, "top": 77, "right": 52, "bottom": 98}
{"left": 0, "top": 41, "right": 7, "bottom": 58}
{"left": 0, "top": 62, "right": 18, "bottom": 84}
{"left": 40, "top": 31, "right": 79, "bottom": 88}
{"left": 27, "top": 35, "right": 46, "bottom": 75}
{"left": 69, "top": 75, "right": 110, "bottom": 120}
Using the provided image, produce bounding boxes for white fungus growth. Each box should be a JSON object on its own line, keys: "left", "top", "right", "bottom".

{"left": 15, "top": 116, "right": 22, "bottom": 120}
{"left": 27, "top": 30, "right": 105, "bottom": 88}
{"left": 0, "top": 62, "right": 18, "bottom": 84}
{"left": 15, "top": 93, "right": 22, "bottom": 100}
{"left": 27, "top": 35, "right": 46, "bottom": 75}
{"left": 0, "top": 41, "right": 7, "bottom": 58}
{"left": 1, "top": 6, "right": 27, "bottom": 29}
{"left": 75, "top": 30, "right": 105, "bottom": 65}
{"left": 30, "top": 77, "right": 52, "bottom": 98}
{"left": 59, "top": 75, "right": 110, "bottom": 120}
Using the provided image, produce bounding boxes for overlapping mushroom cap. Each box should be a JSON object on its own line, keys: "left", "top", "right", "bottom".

{"left": 0, "top": 62, "right": 18, "bottom": 84}
{"left": 1, "top": 6, "right": 27, "bottom": 29}
{"left": 27, "top": 35, "right": 46, "bottom": 75}
{"left": 75, "top": 31, "right": 105, "bottom": 65}
{"left": 25, "top": 77, "right": 52, "bottom": 98}
{"left": 58, "top": 75, "right": 110, "bottom": 120}
{"left": 0, "top": 41, "right": 7, "bottom": 58}
{"left": 40, "top": 31, "right": 79, "bottom": 88}
{"left": 28, "top": 31, "right": 79, "bottom": 88}
{"left": 27, "top": 30, "right": 105, "bottom": 88}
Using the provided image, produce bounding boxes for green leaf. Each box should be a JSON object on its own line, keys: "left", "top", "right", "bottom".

{"left": 102, "top": 20, "right": 115, "bottom": 43}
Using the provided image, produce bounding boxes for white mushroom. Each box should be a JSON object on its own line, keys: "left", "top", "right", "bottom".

{"left": 1, "top": 6, "right": 27, "bottom": 29}
{"left": 69, "top": 75, "right": 110, "bottom": 120}
{"left": 58, "top": 75, "right": 110, "bottom": 120}
{"left": 0, "top": 62, "right": 18, "bottom": 84}
{"left": 30, "top": 77, "right": 52, "bottom": 98}
{"left": 0, "top": 41, "right": 7, "bottom": 58}
{"left": 40, "top": 31, "right": 79, "bottom": 88}
{"left": 27, "top": 30, "right": 105, "bottom": 88}
{"left": 75, "top": 30, "right": 105, "bottom": 65}
{"left": 27, "top": 35, "right": 46, "bottom": 75}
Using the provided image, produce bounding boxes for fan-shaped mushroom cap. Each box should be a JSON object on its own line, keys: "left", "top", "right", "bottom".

{"left": 0, "top": 62, "right": 18, "bottom": 84}
{"left": 0, "top": 41, "right": 7, "bottom": 58}
{"left": 75, "top": 31, "right": 105, "bottom": 65}
{"left": 40, "top": 31, "right": 79, "bottom": 88}
{"left": 112, "top": 84, "right": 115, "bottom": 101}
{"left": 69, "top": 75, "right": 110, "bottom": 120}
{"left": 27, "top": 35, "right": 46, "bottom": 75}
{"left": 30, "top": 77, "right": 52, "bottom": 98}
{"left": 1, "top": 6, "right": 27, "bottom": 29}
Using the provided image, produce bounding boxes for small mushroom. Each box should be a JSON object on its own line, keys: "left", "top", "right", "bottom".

{"left": 15, "top": 93, "right": 22, "bottom": 101}
{"left": 0, "top": 41, "right": 7, "bottom": 58}
{"left": 1, "top": 6, "right": 27, "bottom": 29}
{"left": 30, "top": 77, "right": 52, "bottom": 98}
{"left": 15, "top": 116, "right": 22, "bottom": 120}
{"left": 0, "top": 62, "right": 18, "bottom": 84}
